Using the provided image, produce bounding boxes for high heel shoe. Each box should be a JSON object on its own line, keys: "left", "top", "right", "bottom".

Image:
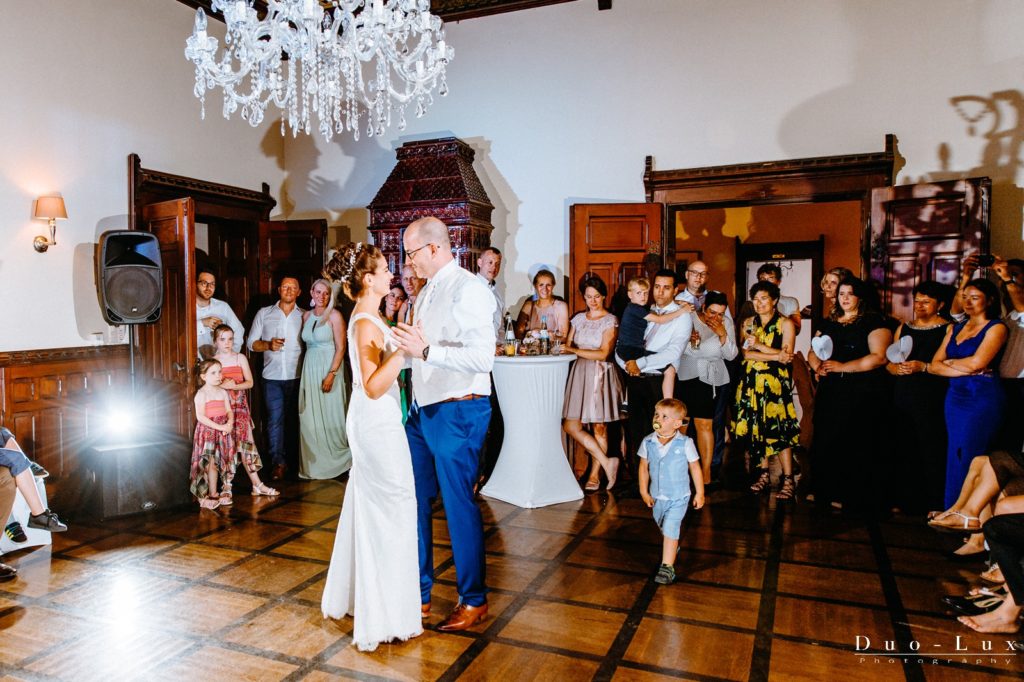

{"left": 749, "top": 469, "right": 770, "bottom": 494}
{"left": 776, "top": 474, "right": 795, "bottom": 500}
{"left": 605, "top": 459, "right": 620, "bottom": 491}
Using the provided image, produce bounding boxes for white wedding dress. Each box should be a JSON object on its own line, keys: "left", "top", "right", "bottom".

{"left": 321, "top": 312, "right": 422, "bottom": 651}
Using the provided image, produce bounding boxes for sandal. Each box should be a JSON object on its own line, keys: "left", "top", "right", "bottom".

{"left": 199, "top": 497, "right": 221, "bottom": 510}
{"left": 981, "top": 563, "right": 1005, "bottom": 585}
{"left": 776, "top": 475, "right": 795, "bottom": 501}
{"left": 251, "top": 482, "right": 280, "bottom": 497}
{"left": 928, "top": 511, "right": 981, "bottom": 534}
{"left": 750, "top": 469, "right": 770, "bottom": 494}
{"left": 219, "top": 490, "right": 233, "bottom": 506}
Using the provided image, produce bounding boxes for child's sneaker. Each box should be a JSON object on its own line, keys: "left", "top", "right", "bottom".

{"left": 27, "top": 510, "right": 67, "bottom": 533}
{"left": 654, "top": 563, "right": 676, "bottom": 585}
{"left": 4, "top": 522, "right": 27, "bottom": 543}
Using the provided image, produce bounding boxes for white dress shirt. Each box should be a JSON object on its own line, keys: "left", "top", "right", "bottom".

{"left": 412, "top": 260, "right": 496, "bottom": 406}
{"left": 1000, "top": 309, "right": 1024, "bottom": 378}
{"left": 615, "top": 301, "right": 692, "bottom": 375}
{"left": 476, "top": 272, "right": 505, "bottom": 340}
{"left": 196, "top": 297, "right": 244, "bottom": 358}
{"left": 247, "top": 302, "right": 305, "bottom": 380}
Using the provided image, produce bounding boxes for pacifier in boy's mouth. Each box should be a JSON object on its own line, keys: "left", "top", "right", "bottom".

{"left": 652, "top": 419, "right": 661, "bottom": 431}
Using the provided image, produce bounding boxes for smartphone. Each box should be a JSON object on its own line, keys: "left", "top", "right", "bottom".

{"left": 976, "top": 254, "right": 996, "bottom": 267}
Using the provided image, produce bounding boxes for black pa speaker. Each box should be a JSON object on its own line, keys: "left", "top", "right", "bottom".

{"left": 98, "top": 230, "right": 163, "bottom": 324}
{"left": 80, "top": 437, "right": 191, "bottom": 520}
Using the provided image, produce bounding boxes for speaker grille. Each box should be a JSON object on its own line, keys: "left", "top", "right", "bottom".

{"left": 104, "top": 267, "right": 161, "bottom": 321}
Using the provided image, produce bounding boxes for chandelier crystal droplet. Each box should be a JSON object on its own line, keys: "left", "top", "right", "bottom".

{"left": 184, "top": 0, "right": 452, "bottom": 141}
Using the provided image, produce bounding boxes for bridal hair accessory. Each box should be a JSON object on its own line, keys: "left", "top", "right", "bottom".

{"left": 885, "top": 335, "right": 914, "bottom": 364}
{"left": 811, "top": 335, "right": 833, "bottom": 361}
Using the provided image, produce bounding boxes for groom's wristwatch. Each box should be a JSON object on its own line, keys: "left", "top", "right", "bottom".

{"left": 422, "top": 345, "right": 430, "bottom": 361}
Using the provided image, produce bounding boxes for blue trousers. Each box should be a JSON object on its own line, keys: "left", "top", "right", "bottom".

{"left": 406, "top": 398, "right": 491, "bottom": 607}
{"left": 263, "top": 378, "right": 300, "bottom": 469}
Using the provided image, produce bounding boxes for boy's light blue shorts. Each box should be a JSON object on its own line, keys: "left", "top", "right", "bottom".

{"left": 653, "top": 496, "right": 690, "bottom": 540}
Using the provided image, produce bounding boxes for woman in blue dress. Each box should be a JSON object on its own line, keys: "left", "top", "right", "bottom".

{"left": 928, "top": 278, "right": 1008, "bottom": 510}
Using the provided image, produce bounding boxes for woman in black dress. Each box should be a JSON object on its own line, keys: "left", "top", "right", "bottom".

{"left": 808, "top": 277, "right": 893, "bottom": 511}
{"left": 886, "top": 280, "right": 953, "bottom": 513}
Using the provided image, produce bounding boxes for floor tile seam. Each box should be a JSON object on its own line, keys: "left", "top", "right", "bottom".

{"left": 590, "top": 580, "right": 683, "bottom": 681}
{"left": 279, "top": 565, "right": 330, "bottom": 600}
{"left": 747, "top": 499, "right": 787, "bottom": 682}
{"left": 0, "top": 659, "right": 73, "bottom": 682}
{"left": 777, "top": 557, "right": 881, "bottom": 573}
{"left": 286, "top": 659, "right": 397, "bottom": 679}
{"left": 781, "top": 530, "right": 875, "bottom": 546}
{"left": 199, "top": 638, "right": 322, "bottom": 668}
{"left": 584, "top": 535, "right": 770, "bottom": 561}
{"left": 487, "top": 633, "right": 606, "bottom": 661}
{"left": 207, "top": 593, "right": 303, "bottom": 639}
{"left": 866, "top": 519, "right": 926, "bottom": 682}
{"left": 262, "top": 550, "right": 331, "bottom": 566}
{"left": 774, "top": 589, "right": 889, "bottom": 610}
{"left": 610, "top": 658, "right": 740, "bottom": 682}
{"left": 639, "top": 612, "right": 759, "bottom": 636}
{"left": 433, "top": 498, "right": 613, "bottom": 679}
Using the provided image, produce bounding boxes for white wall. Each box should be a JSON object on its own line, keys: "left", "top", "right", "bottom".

{"left": 283, "top": 0, "right": 1024, "bottom": 310}
{"left": 0, "top": 0, "right": 284, "bottom": 351}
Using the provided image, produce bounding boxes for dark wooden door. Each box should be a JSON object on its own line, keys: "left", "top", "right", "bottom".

{"left": 140, "top": 198, "right": 196, "bottom": 439}
{"left": 257, "top": 220, "right": 329, "bottom": 303}
{"left": 569, "top": 203, "right": 665, "bottom": 316}
{"left": 869, "top": 177, "right": 990, "bottom": 322}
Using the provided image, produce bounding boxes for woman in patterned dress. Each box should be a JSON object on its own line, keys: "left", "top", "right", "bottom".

{"left": 211, "top": 325, "right": 278, "bottom": 500}
{"left": 732, "top": 281, "right": 800, "bottom": 500}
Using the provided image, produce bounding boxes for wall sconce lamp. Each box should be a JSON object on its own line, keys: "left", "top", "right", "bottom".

{"left": 33, "top": 195, "right": 67, "bottom": 253}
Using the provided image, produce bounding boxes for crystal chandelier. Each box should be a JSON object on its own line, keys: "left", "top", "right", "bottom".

{"left": 184, "top": 0, "right": 452, "bottom": 140}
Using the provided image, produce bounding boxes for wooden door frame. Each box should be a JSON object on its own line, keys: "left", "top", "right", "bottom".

{"left": 735, "top": 237, "right": 826, "bottom": 323}
{"left": 643, "top": 135, "right": 897, "bottom": 278}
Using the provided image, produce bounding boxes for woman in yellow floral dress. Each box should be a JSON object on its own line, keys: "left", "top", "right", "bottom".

{"left": 732, "top": 281, "right": 800, "bottom": 499}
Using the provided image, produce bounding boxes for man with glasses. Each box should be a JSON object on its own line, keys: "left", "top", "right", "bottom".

{"left": 392, "top": 217, "right": 496, "bottom": 632}
{"left": 195, "top": 268, "right": 244, "bottom": 358}
{"left": 248, "top": 276, "right": 305, "bottom": 480}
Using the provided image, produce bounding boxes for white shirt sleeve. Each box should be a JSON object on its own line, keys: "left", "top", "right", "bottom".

{"left": 683, "top": 437, "right": 700, "bottom": 463}
{"left": 427, "top": 278, "right": 497, "bottom": 374}
{"left": 636, "top": 437, "right": 649, "bottom": 460}
{"left": 637, "top": 314, "right": 692, "bottom": 372}
{"left": 247, "top": 308, "right": 265, "bottom": 352}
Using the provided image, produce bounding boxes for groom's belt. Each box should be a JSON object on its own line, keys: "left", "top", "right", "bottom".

{"left": 440, "top": 393, "right": 486, "bottom": 403}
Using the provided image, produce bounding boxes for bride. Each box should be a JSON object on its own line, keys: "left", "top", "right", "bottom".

{"left": 321, "top": 242, "right": 422, "bottom": 651}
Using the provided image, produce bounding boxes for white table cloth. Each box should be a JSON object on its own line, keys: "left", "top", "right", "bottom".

{"left": 481, "top": 354, "right": 583, "bottom": 508}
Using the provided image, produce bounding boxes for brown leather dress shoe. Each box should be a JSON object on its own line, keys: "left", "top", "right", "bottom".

{"left": 438, "top": 602, "right": 488, "bottom": 632}
{"left": 0, "top": 561, "right": 17, "bottom": 581}
{"left": 421, "top": 602, "right": 431, "bottom": 619}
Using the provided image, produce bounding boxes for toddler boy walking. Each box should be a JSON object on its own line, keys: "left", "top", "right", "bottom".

{"left": 638, "top": 399, "right": 704, "bottom": 584}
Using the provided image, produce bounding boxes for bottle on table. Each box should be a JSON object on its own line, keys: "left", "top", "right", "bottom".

{"left": 504, "top": 311, "right": 516, "bottom": 356}
{"left": 539, "top": 316, "right": 550, "bottom": 355}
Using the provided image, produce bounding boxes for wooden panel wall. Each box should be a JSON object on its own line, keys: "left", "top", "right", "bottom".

{"left": 0, "top": 345, "right": 131, "bottom": 480}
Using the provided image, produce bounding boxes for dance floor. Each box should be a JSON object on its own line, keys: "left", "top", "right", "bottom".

{"left": 0, "top": 480, "right": 1022, "bottom": 681}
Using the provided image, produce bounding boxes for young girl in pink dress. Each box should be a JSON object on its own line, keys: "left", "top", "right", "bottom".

{"left": 189, "top": 359, "right": 235, "bottom": 510}
{"left": 211, "top": 325, "right": 279, "bottom": 501}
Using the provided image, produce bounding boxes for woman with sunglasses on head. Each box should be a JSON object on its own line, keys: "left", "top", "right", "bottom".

{"left": 808, "top": 276, "right": 892, "bottom": 511}
{"left": 927, "top": 278, "right": 1008, "bottom": 515}
{"left": 679, "top": 291, "right": 737, "bottom": 489}
{"left": 733, "top": 282, "right": 800, "bottom": 499}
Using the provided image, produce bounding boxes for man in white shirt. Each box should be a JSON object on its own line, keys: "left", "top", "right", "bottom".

{"left": 476, "top": 246, "right": 504, "bottom": 340}
{"left": 617, "top": 269, "right": 693, "bottom": 487}
{"left": 392, "top": 217, "right": 496, "bottom": 632}
{"left": 196, "top": 269, "right": 245, "bottom": 358}
{"left": 475, "top": 246, "right": 504, "bottom": 486}
{"left": 247, "top": 276, "right": 305, "bottom": 480}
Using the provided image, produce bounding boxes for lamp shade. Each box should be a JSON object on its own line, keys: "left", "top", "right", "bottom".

{"left": 34, "top": 196, "right": 67, "bottom": 220}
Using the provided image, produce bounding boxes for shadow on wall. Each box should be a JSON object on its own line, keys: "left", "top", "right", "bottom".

{"left": 461, "top": 136, "right": 520, "bottom": 313}
{"left": 73, "top": 215, "right": 130, "bottom": 342}
{"left": 907, "top": 90, "right": 1024, "bottom": 258}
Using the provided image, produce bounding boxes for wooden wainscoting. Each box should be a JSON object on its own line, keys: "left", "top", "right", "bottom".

{"left": 0, "top": 345, "right": 131, "bottom": 481}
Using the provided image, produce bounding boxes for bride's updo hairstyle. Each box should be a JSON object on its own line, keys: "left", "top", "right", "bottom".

{"left": 323, "top": 242, "right": 383, "bottom": 300}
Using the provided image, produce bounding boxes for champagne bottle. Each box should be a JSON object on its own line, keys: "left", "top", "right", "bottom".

{"left": 539, "top": 316, "right": 550, "bottom": 355}
{"left": 504, "top": 311, "right": 516, "bottom": 356}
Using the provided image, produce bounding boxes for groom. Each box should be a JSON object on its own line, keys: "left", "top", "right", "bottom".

{"left": 393, "top": 216, "right": 496, "bottom": 631}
